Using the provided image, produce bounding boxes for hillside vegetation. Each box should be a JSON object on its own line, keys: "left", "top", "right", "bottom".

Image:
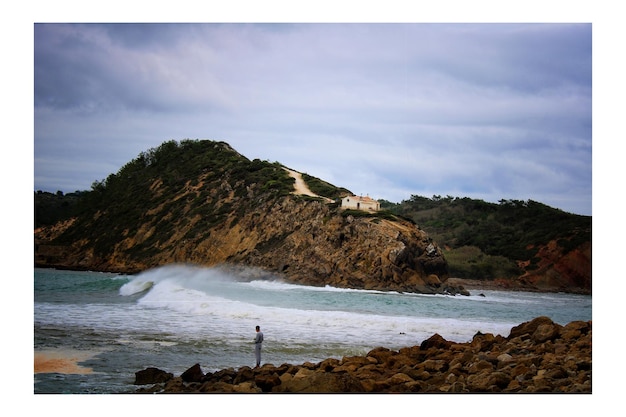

{"left": 381, "top": 195, "right": 591, "bottom": 285}
{"left": 41, "top": 140, "right": 297, "bottom": 258}
{"left": 34, "top": 139, "right": 591, "bottom": 293}
{"left": 35, "top": 139, "right": 457, "bottom": 294}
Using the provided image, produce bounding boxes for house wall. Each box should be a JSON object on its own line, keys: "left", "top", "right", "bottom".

{"left": 341, "top": 196, "right": 380, "bottom": 211}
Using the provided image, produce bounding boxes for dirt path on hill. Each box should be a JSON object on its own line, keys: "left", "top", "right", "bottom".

{"left": 283, "top": 168, "right": 333, "bottom": 202}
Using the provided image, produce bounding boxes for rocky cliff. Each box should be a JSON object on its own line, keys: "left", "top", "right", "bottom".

{"left": 518, "top": 240, "right": 591, "bottom": 292}
{"left": 35, "top": 199, "right": 452, "bottom": 294}
{"left": 35, "top": 139, "right": 456, "bottom": 294}
{"left": 228, "top": 199, "right": 451, "bottom": 293}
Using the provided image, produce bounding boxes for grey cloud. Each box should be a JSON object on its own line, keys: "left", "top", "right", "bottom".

{"left": 34, "top": 23, "right": 592, "bottom": 215}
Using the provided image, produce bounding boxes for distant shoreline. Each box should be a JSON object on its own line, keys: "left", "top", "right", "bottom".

{"left": 447, "top": 277, "right": 591, "bottom": 295}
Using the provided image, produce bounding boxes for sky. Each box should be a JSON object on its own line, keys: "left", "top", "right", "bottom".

{"left": 32, "top": 22, "right": 594, "bottom": 215}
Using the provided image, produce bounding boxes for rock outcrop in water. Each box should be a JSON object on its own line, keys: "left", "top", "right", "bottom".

{"left": 134, "top": 317, "right": 591, "bottom": 393}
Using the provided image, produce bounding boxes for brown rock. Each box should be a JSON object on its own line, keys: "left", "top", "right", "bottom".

{"left": 199, "top": 381, "right": 236, "bottom": 393}
{"left": 471, "top": 332, "right": 497, "bottom": 352}
{"left": 420, "top": 333, "right": 451, "bottom": 350}
{"left": 134, "top": 317, "right": 592, "bottom": 394}
{"left": 448, "top": 381, "right": 467, "bottom": 392}
{"left": 212, "top": 367, "right": 237, "bottom": 383}
{"left": 497, "top": 353, "right": 513, "bottom": 364}
{"left": 466, "top": 371, "right": 492, "bottom": 391}
{"left": 359, "top": 378, "right": 378, "bottom": 392}
{"left": 422, "top": 359, "right": 447, "bottom": 373}
{"left": 508, "top": 316, "right": 555, "bottom": 339}
{"left": 366, "top": 347, "right": 394, "bottom": 363}
{"left": 488, "top": 371, "right": 512, "bottom": 389}
{"left": 134, "top": 367, "right": 173, "bottom": 385}
{"left": 318, "top": 358, "right": 340, "bottom": 371}
{"left": 232, "top": 382, "right": 262, "bottom": 393}
{"left": 254, "top": 372, "right": 281, "bottom": 392}
{"left": 278, "top": 372, "right": 364, "bottom": 393}
{"left": 413, "top": 370, "right": 432, "bottom": 381}
{"left": 181, "top": 363, "right": 204, "bottom": 383}
{"left": 353, "top": 365, "right": 385, "bottom": 381}
{"left": 425, "top": 274, "right": 441, "bottom": 285}
{"left": 532, "top": 323, "right": 562, "bottom": 343}
{"left": 384, "top": 353, "right": 415, "bottom": 370}
{"left": 334, "top": 355, "right": 374, "bottom": 372}
{"left": 163, "top": 377, "right": 185, "bottom": 392}
{"left": 385, "top": 372, "right": 414, "bottom": 386}
{"left": 468, "top": 359, "right": 494, "bottom": 374}
{"left": 560, "top": 320, "right": 590, "bottom": 340}
{"left": 233, "top": 366, "right": 255, "bottom": 384}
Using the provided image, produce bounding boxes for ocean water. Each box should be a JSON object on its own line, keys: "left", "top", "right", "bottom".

{"left": 33, "top": 264, "right": 592, "bottom": 394}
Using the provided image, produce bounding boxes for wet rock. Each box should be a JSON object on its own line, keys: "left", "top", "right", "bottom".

{"left": 508, "top": 316, "right": 555, "bottom": 340}
{"left": 134, "top": 367, "right": 173, "bottom": 385}
{"left": 420, "top": 333, "right": 451, "bottom": 350}
{"left": 181, "top": 363, "right": 204, "bottom": 383}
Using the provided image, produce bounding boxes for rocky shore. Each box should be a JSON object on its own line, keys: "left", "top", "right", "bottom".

{"left": 133, "top": 316, "right": 591, "bottom": 393}
{"left": 446, "top": 277, "right": 591, "bottom": 295}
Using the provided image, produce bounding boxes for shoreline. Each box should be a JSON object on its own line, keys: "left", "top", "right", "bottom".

{"left": 133, "top": 316, "right": 592, "bottom": 394}
{"left": 447, "top": 277, "right": 591, "bottom": 295}
{"left": 34, "top": 265, "right": 590, "bottom": 295}
{"left": 34, "top": 349, "right": 96, "bottom": 375}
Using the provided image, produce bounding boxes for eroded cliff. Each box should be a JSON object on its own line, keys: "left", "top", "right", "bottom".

{"left": 34, "top": 140, "right": 455, "bottom": 294}
{"left": 35, "top": 198, "right": 452, "bottom": 294}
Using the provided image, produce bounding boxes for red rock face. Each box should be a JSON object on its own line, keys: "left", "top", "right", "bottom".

{"left": 520, "top": 240, "right": 591, "bottom": 293}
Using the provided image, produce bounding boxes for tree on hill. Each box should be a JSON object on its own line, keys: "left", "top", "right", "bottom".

{"left": 385, "top": 194, "right": 590, "bottom": 281}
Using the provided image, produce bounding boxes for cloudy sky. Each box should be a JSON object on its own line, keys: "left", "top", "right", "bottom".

{"left": 34, "top": 22, "right": 592, "bottom": 215}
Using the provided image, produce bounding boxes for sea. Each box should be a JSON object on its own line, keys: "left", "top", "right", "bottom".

{"left": 33, "top": 263, "right": 592, "bottom": 395}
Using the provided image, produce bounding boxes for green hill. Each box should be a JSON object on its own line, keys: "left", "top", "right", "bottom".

{"left": 381, "top": 195, "right": 591, "bottom": 287}
{"left": 34, "top": 139, "right": 455, "bottom": 294}
{"left": 34, "top": 139, "right": 591, "bottom": 293}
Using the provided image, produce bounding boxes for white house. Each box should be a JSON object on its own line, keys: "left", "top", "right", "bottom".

{"left": 341, "top": 195, "right": 380, "bottom": 212}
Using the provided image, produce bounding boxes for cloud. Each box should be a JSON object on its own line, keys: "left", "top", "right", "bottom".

{"left": 34, "top": 23, "right": 592, "bottom": 215}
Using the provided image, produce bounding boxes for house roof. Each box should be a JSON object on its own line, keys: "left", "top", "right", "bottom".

{"left": 344, "top": 195, "right": 378, "bottom": 203}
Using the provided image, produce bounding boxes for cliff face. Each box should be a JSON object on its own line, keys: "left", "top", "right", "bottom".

{"left": 35, "top": 198, "right": 450, "bottom": 294}
{"left": 228, "top": 198, "right": 450, "bottom": 293}
{"left": 34, "top": 140, "right": 453, "bottom": 294}
{"left": 517, "top": 240, "right": 591, "bottom": 293}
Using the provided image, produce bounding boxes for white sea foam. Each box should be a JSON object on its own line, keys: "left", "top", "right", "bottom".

{"left": 245, "top": 279, "right": 394, "bottom": 295}
{"left": 124, "top": 278, "right": 513, "bottom": 345}
{"left": 82, "top": 264, "right": 590, "bottom": 346}
{"left": 119, "top": 279, "right": 154, "bottom": 296}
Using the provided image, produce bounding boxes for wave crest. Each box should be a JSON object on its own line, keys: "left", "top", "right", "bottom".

{"left": 119, "top": 279, "right": 154, "bottom": 296}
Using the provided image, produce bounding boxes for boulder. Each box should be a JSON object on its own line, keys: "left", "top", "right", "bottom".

{"left": 471, "top": 332, "right": 496, "bottom": 352}
{"left": 254, "top": 372, "right": 282, "bottom": 392}
{"left": 532, "top": 323, "right": 562, "bottom": 343}
{"left": 181, "top": 363, "right": 204, "bottom": 383}
{"left": 420, "top": 333, "right": 451, "bottom": 350}
{"left": 134, "top": 317, "right": 591, "bottom": 394}
{"left": 232, "top": 382, "right": 262, "bottom": 393}
{"left": 366, "top": 347, "right": 394, "bottom": 363}
{"left": 134, "top": 367, "right": 173, "bottom": 385}
{"left": 497, "top": 353, "right": 513, "bottom": 363}
{"left": 277, "top": 372, "right": 364, "bottom": 393}
{"left": 508, "top": 316, "right": 555, "bottom": 340}
{"left": 421, "top": 359, "right": 448, "bottom": 373}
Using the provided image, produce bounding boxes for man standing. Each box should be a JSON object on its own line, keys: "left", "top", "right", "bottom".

{"left": 254, "top": 325, "right": 263, "bottom": 368}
